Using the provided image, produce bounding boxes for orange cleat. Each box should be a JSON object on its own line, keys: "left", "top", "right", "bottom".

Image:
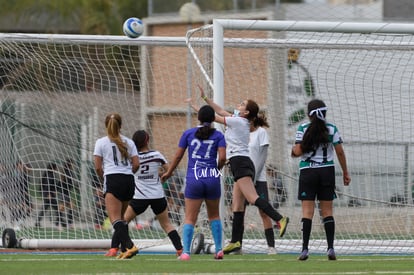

{"left": 105, "top": 248, "right": 119, "bottom": 257}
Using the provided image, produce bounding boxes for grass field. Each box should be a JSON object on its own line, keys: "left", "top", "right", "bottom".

{"left": 1, "top": 251, "right": 414, "bottom": 275}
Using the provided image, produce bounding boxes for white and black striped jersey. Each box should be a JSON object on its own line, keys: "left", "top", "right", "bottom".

{"left": 133, "top": 150, "right": 167, "bottom": 199}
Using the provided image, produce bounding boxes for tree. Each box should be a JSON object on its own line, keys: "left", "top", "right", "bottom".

{"left": 0, "top": 0, "right": 148, "bottom": 35}
{"left": 0, "top": 0, "right": 306, "bottom": 34}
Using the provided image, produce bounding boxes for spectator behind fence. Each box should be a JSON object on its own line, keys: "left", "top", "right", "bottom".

{"left": 60, "top": 158, "right": 75, "bottom": 228}
{"left": 35, "top": 162, "right": 62, "bottom": 229}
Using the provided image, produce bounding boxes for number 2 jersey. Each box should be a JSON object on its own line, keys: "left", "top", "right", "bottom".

{"left": 133, "top": 150, "right": 167, "bottom": 199}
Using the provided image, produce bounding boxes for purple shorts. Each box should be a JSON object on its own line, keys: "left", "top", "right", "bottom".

{"left": 184, "top": 177, "right": 221, "bottom": 200}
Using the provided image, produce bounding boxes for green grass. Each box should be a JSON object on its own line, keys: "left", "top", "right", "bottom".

{"left": 1, "top": 253, "right": 414, "bottom": 275}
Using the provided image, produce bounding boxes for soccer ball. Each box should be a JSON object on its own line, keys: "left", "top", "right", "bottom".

{"left": 123, "top": 17, "right": 144, "bottom": 38}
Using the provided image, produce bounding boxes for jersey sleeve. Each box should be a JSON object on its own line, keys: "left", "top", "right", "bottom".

{"left": 126, "top": 138, "right": 138, "bottom": 157}
{"left": 259, "top": 128, "right": 269, "bottom": 147}
{"left": 218, "top": 132, "right": 226, "bottom": 148}
{"left": 332, "top": 125, "right": 343, "bottom": 145}
{"left": 295, "top": 124, "right": 305, "bottom": 144}
{"left": 178, "top": 130, "right": 189, "bottom": 149}
{"left": 93, "top": 139, "right": 102, "bottom": 157}
{"left": 225, "top": 116, "right": 243, "bottom": 129}
{"left": 157, "top": 151, "right": 168, "bottom": 165}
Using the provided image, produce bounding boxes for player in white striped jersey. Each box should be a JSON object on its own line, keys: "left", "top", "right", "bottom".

{"left": 291, "top": 99, "right": 351, "bottom": 261}
{"left": 105, "top": 130, "right": 183, "bottom": 257}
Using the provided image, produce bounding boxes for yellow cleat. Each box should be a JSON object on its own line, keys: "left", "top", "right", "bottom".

{"left": 223, "top": 241, "right": 242, "bottom": 255}
{"left": 117, "top": 246, "right": 138, "bottom": 259}
{"left": 278, "top": 216, "right": 289, "bottom": 238}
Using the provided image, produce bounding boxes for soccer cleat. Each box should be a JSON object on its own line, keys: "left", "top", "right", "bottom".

{"left": 178, "top": 253, "right": 190, "bottom": 261}
{"left": 278, "top": 216, "right": 289, "bottom": 238}
{"left": 267, "top": 247, "right": 277, "bottom": 255}
{"left": 223, "top": 241, "right": 242, "bottom": 255}
{"left": 274, "top": 221, "right": 281, "bottom": 230}
{"left": 327, "top": 248, "right": 337, "bottom": 260}
{"left": 214, "top": 250, "right": 224, "bottom": 260}
{"left": 117, "top": 245, "right": 138, "bottom": 259}
{"left": 298, "top": 249, "right": 309, "bottom": 261}
{"left": 176, "top": 249, "right": 183, "bottom": 256}
{"left": 104, "top": 248, "right": 119, "bottom": 257}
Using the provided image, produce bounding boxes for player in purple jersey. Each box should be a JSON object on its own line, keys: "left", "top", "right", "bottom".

{"left": 161, "top": 105, "right": 226, "bottom": 261}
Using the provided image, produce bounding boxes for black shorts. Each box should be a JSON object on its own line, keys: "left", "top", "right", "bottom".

{"left": 297, "top": 166, "right": 336, "bottom": 201}
{"left": 245, "top": 180, "right": 269, "bottom": 207}
{"left": 228, "top": 156, "right": 255, "bottom": 181}
{"left": 255, "top": 180, "right": 269, "bottom": 201}
{"left": 129, "top": 198, "right": 168, "bottom": 216}
{"left": 104, "top": 173, "right": 135, "bottom": 201}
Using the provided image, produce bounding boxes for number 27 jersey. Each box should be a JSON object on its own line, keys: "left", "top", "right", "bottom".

{"left": 178, "top": 127, "right": 226, "bottom": 180}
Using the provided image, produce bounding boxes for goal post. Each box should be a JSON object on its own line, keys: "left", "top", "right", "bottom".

{"left": 186, "top": 19, "right": 414, "bottom": 254}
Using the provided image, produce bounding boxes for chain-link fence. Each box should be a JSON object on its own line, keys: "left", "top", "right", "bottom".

{"left": 148, "top": 0, "right": 414, "bottom": 23}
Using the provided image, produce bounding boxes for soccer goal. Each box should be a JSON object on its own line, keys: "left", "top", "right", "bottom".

{"left": 1, "top": 19, "right": 414, "bottom": 255}
{"left": 186, "top": 19, "right": 414, "bottom": 255}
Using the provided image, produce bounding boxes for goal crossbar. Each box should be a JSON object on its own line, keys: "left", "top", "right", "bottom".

{"left": 213, "top": 19, "right": 414, "bottom": 34}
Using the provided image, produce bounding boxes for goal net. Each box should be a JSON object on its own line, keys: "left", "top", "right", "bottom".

{"left": 1, "top": 19, "right": 414, "bottom": 255}
{"left": 186, "top": 20, "right": 414, "bottom": 255}
{"left": 0, "top": 33, "right": 190, "bottom": 252}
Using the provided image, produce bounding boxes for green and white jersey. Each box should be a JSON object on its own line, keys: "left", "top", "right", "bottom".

{"left": 295, "top": 121, "right": 343, "bottom": 170}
